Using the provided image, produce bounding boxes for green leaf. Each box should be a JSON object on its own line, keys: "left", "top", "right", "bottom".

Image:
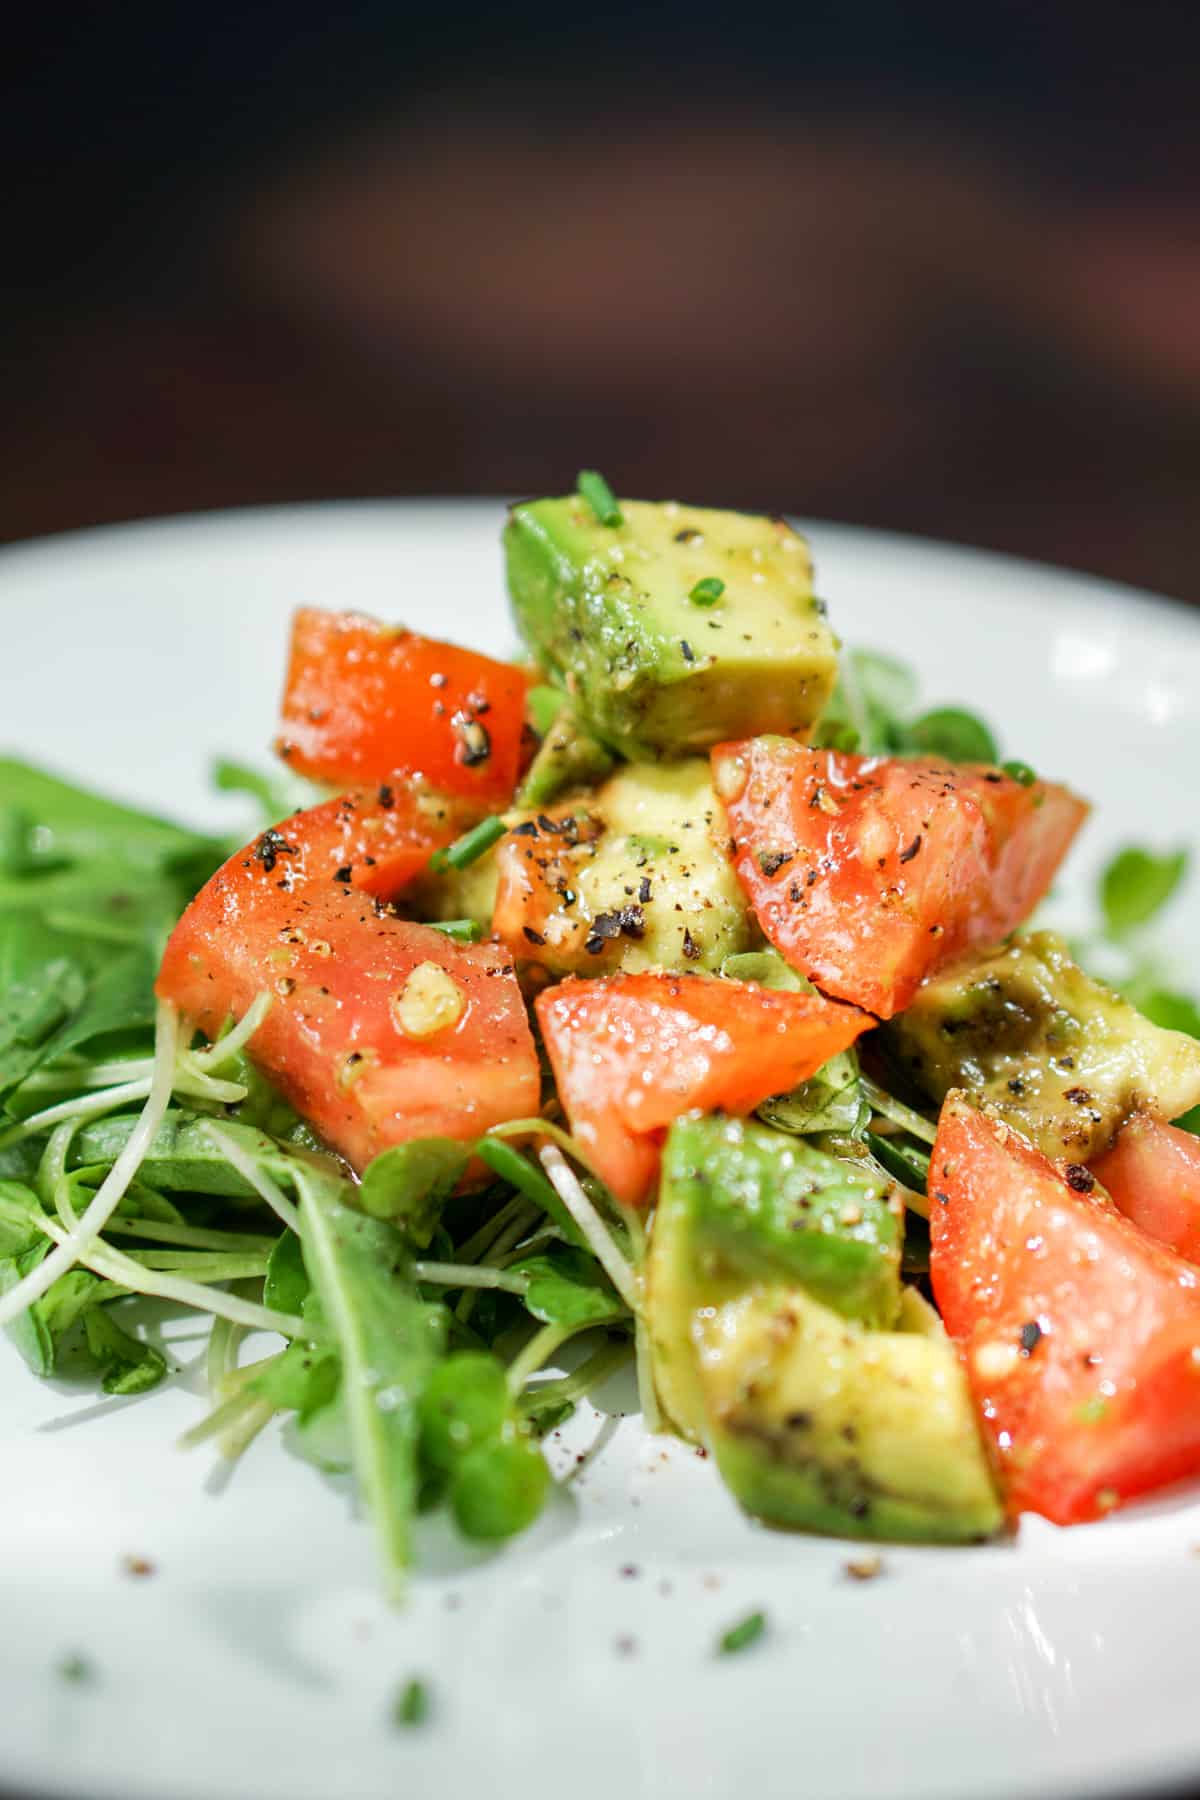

{"left": 0, "top": 1179, "right": 46, "bottom": 1255}
{"left": 0, "top": 1223, "right": 104, "bottom": 1379}
{"left": 211, "top": 759, "right": 318, "bottom": 829}
{"left": 250, "top": 1336, "right": 339, "bottom": 1417}
{"left": 0, "top": 1244, "right": 54, "bottom": 1374}
{"left": 0, "top": 759, "right": 224, "bottom": 878}
{"left": 758, "top": 1051, "right": 867, "bottom": 1137}
{"left": 263, "top": 1229, "right": 310, "bottom": 1315}
{"left": 297, "top": 1173, "right": 447, "bottom": 1594}
{"left": 720, "top": 949, "right": 812, "bottom": 993}
{"left": 83, "top": 1307, "right": 168, "bottom": 1395}
{"left": 1101, "top": 847, "right": 1190, "bottom": 938}
{"left": 864, "top": 1130, "right": 930, "bottom": 1194}
{"left": 903, "top": 708, "right": 999, "bottom": 764}
{"left": 72, "top": 1111, "right": 304, "bottom": 1200}
{"left": 526, "top": 684, "right": 567, "bottom": 737}
{"left": 358, "top": 1139, "right": 470, "bottom": 1244}
{"left": 508, "top": 1245, "right": 626, "bottom": 1328}
{"left": 1134, "top": 987, "right": 1200, "bottom": 1039}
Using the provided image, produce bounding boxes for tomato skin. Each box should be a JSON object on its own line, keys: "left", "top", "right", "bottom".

{"left": 713, "top": 739, "right": 1088, "bottom": 1018}
{"left": 243, "top": 784, "right": 473, "bottom": 902}
{"left": 1092, "top": 1114, "right": 1200, "bottom": 1266}
{"left": 276, "top": 607, "right": 531, "bottom": 805}
{"left": 535, "top": 971, "right": 870, "bottom": 1205}
{"left": 930, "top": 1092, "right": 1200, "bottom": 1524}
{"left": 155, "top": 822, "right": 539, "bottom": 1171}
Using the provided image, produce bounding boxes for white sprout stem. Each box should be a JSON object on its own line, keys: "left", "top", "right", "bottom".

{"left": 537, "top": 1146, "right": 640, "bottom": 1313}
{"left": 0, "top": 1077, "right": 154, "bottom": 1150}
{"left": 19, "top": 1057, "right": 156, "bottom": 1094}
{"left": 206, "top": 1312, "right": 245, "bottom": 1399}
{"left": 506, "top": 1320, "right": 579, "bottom": 1395}
{"left": 411, "top": 1261, "right": 530, "bottom": 1295}
{"left": 36, "top": 1212, "right": 308, "bottom": 1336}
{"left": 860, "top": 1078, "right": 937, "bottom": 1146}
{"left": 197, "top": 1121, "right": 301, "bottom": 1235}
{"left": 105, "top": 1218, "right": 278, "bottom": 1255}
{"left": 187, "top": 991, "right": 273, "bottom": 1074}
{"left": 0, "top": 1002, "right": 181, "bottom": 1330}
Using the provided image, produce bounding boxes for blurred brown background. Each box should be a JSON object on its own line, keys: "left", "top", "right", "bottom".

{"left": 4, "top": 2, "right": 1199, "bottom": 599}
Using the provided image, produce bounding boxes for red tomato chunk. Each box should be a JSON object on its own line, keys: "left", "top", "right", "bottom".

{"left": 536, "top": 971, "right": 870, "bottom": 1206}
{"left": 156, "top": 815, "right": 539, "bottom": 1171}
{"left": 713, "top": 738, "right": 1087, "bottom": 1018}
{"left": 930, "top": 1092, "right": 1200, "bottom": 1525}
{"left": 1092, "top": 1113, "right": 1200, "bottom": 1267}
{"left": 276, "top": 606, "right": 531, "bottom": 806}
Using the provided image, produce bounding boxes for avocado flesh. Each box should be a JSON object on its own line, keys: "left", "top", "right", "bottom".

{"left": 699, "top": 1285, "right": 1003, "bottom": 1544}
{"left": 504, "top": 497, "right": 837, "bottom": 759}
{"left": 647, "top": 1113, "right": 903, "bottom": 1443}
{"left": 498, "top": 759, "right": 754, "bottom": 975}
{"left": 887, "top": 930, "right": 1200, "bottom": 1160}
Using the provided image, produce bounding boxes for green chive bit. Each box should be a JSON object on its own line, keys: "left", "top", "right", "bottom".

{"left": 717, "top": 1609, "right": 767, "bottom": 1656}
{"left": 577, "top": 470, "right": 623, "bottom": 528}
{"left": 429, "top": 814, "right": 508, "bottom": 874}
{"left": 56, "top": 1652, "right": 94, "bottom": 1684}
{"left": 393, "top": 1677, "right": 430, "bottom": 1728}
{"left": 1001, "top": 760, "right": 1037, "bottom": 787}
{"left": 428, "top": 918, "right": 483, "bottom": 943}
{"left": 689, "top": 577, "right": 725, "bottom": 607}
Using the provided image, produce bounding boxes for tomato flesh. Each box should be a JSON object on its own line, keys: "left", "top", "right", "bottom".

{"left": 240, "top": 783, "right": 473, "bottom": 902}
{"left": 536, "top": 971, "right": 870, "bottom": 1205}
{"left": 713, "top": 739, "right": 1087, "bottom": 1017}
{"left": 277, "top": 607, "right": 531, "bottom": 805}
{"left": 930, "top": 1092, "right": 1200, "bottom": 1524}
{"left": 1092, "top": 1113, "right": 1200, "bottom": 1266}
{"left": 156, "top": 820, "right": 539, "bottom": 1170}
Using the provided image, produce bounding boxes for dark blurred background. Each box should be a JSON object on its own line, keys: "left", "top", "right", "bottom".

{"left": 4, "top": 2, "right": 1199, "bottom": 598}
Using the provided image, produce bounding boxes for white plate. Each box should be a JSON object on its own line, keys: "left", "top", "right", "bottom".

{"left": 3, "top": 502, "right": 1200, "bottom": 1800}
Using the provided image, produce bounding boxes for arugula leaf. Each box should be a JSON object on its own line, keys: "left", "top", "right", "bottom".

{"left": 263, "top": 1229, "right": 310, "bottom": 1315}
{"left": 297, "top": 1172, "right": 447, "bottom": 1593}
{"left": 1101, "top": 847, "right": 1190, "bottom": 938}
{"left": 903, "top": 708, "right": 998, "bottom": 764}
{"left": 358, "top": 1139, "right": 469, "bottom": 1243}
{"left": 83, "top": 1307, "right": 167, "bottom": 1395}
{"left": 0, "top": 759, "right": 224, "bottom": 878}
{"left": 508, "top": 1245, "right": 627, "bottom": 1328}
{"left": 71, "top": 1111, "right": 304, "bottom": 1199}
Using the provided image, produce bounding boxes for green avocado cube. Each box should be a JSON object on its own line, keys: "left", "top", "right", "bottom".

{"left": 504, "top": 495, "right": 838, "bottom": 759}
{"left": 700, "top": 1284, "right": 1003, "bottom": 1545}
{"left": 646, "top": 1114, "right": 903, "bottom": 1443}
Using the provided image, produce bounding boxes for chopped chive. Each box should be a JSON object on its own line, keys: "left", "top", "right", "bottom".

{"left": 393, "top": 1677, "right": 430, "bottom": 1727}
{"left": 577, "top": 469, "right": 623, "bottom": 528}
{"left": 689, "top": 577, "right": 725, "bottom": 606}
{"left": 718, "top": 1610, "right": 767, "bottom": 1655}
{"left": 1001, "top": 759, "right": 1037, "bottom": 787}
{"left": 56, "top": 1652, "right": 94, "bottom": 1684}
{"left": 429, "top": 814, "right": 508, "bottom": 874}
{"left": 427, "top": 918, "right": 483, "bottom": 943}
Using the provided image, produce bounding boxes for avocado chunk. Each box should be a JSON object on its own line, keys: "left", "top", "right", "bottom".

{"left": 504, "top": 496, "right": 837, "bottom": 758}
{"left": 887, "top": 930, "right": 1200, "bottom": 1160}
{"left": 698, "top": 1284, "right": 1003, "bottom": 1544}
{"left": 516, "top": 707, "right": 615, "bottom": 810}
{"left": 494, "top": 759, "right": 754, "bottom": 975}
{"left": 647, "top": 1113, "right": 903, "bottom": 1441}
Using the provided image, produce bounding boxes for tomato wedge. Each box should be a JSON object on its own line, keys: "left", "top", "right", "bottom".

{"left": 1092, "top": 1113, "right": 1200, "bottom": 1266}
{"left": 536, "top": 971, "right": 871, "bottom": 1205}
{"left": 930, "top": 1092, "right": 1200, "bottom": 1524}
{"left": 276, "top": 607, "right": 531, "bottom": 805}
{"left": 156, "top": 828, "right": 539, "bottom": 1171}
{"left": 234, "top": 783, "right": 473, "bottom": 903}
{"left": 713, "top": 739, "right": 1087, "bottom": 1018}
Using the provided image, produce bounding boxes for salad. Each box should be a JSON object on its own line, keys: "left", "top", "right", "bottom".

{"left": 3, "top": 474, "right": 1200, "bottom": 1596}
